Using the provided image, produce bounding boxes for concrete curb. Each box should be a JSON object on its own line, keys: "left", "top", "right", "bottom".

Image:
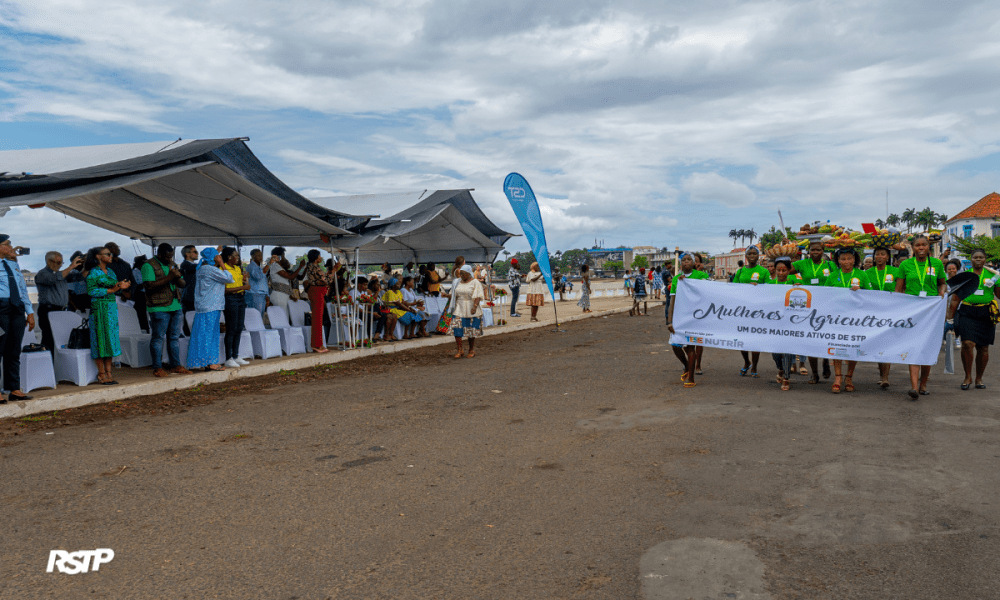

{"left": 0, "top": 304, "right": 637, "bottom": 420}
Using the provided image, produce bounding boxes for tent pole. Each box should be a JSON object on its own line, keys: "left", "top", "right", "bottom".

{"left": 549, "top": 253, "right": 564, "bottom": 333}
{"left": 354, "top": 248, "right": 362, "bottom": 348}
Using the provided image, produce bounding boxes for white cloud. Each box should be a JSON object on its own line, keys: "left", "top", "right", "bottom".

{"left": 683, "top": 173, "right": 756, "bottom": 207}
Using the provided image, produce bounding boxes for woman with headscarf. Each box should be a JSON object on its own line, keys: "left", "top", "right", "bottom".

{"left": 187, "top": 247, "right": 234, "bottom": 372}
{"left": 947, "top": 248, "right": 996, "bottom": 390}
{"left": 867, "top": 246, "right": 899, "bottom": 388}
{"left": 824, "top": 247, "right": 871, "bottom": 393}
{"left": 732, "top": 246, "right": 770, "bottom": 377}
{"left": 85, "top": 246, "right": 131, "bottom": 384}
{"left": 768, "top": 256, "right": 802, "bottom": 391}
{"left": 525, "top": 262, "right": 546, "bottom": 322}
{"left": 895, "top": 234, "right": 947, "bottom": 399}
{"left": 451, "top": 265, "right": 485, "bottom": 358}
{"left": 379, "top": 277, "right": 406, "bottom": 342}
{"left": 578, "top": 264, "right": 592, "bottom": 313}
{"left": 304, "top": 249, "right": 333, "bottom": 353}
{"left": 400, "top": 276, "right": 430, "bottom": 338}
{"left": 668, "top": 253, "right": 710, "bottom": 387}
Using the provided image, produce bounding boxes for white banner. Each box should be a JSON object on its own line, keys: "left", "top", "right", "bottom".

{"left": 669, "top": 279, "right": 946, "bottom": 365}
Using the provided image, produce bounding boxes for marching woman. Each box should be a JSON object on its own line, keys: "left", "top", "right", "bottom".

{"left": 732, "top": 246, "right": 770, "bottom": 377}
{"left": 867, "top": 246, "right": 899, "bottom": 388}
{"left": 947, "top": 248, "right": 996, "bottom": 390}
{"left": 792, "top": 240, "right": 836, "bottom": 383}
{"left": 825, "top": 248, "right": 872, "bottom": 393}
{"left": 768, "top": 257, "right": 802, "bottom": 391}
{"left": 668, "top": 253, "right": 710, "bottom": 387}
{"left": 895, "top": 234, "right": 947, "bottom": 400}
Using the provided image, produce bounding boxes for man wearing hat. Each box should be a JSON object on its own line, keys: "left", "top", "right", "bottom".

{"left": 0, "top": 235, "right": 35, "bottom": 403}
{"left": 507, "top": 258, "right": 524, "bottom": 317}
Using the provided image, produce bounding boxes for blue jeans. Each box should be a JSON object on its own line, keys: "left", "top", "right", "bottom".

{"left": 248, "top": 293, "right": 267, "bottom": 319}
{"left": 509, "top": 286, "right": 520, "bottom": 315}
{"left": 149, "top": 309, "right": 183, "bottom": 369}
{"left": 224, "top": 294, "right": 246, "bottom": 360}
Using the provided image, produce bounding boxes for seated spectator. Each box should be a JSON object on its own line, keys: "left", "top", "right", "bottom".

{"left": 35, "top": 250, "right": 83, "bottom": 354}
{"left": 367, "top": 279, "right": 389, "bottom": 342}
{"left": 417, "top": 264, "right": 429, "bottom": 294}
{"left": 401, "top": 276, "right": 430, "bottom": 338}
{"left": 380, "top": 278, "right": 406, "bottom": 342}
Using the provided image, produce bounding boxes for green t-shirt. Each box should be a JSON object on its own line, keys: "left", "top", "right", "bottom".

{"left": 141, "top": 260, "right": 181, "bottom": 312}
{"left": 732, "top": 265, "right": 771, "bottom": 285}
{"left": 962, "top": 269, "right": 996, "bottom": 305}
{"left": 768, "top": 274, "right": 804, "bottom": 285}
{"left": 792, "top": 258, "right": 835, "bottom": 286}
{"left": 866, "top": 265, "right": 899, "bottom": 292}
{"left": 824, "top": 269, "right": 872, "bottom": 290}
{"left": 670, "top": 269, "right": 710, "bottom": 294}
{"left": 897, "top": 257, "right": 946, "bottom": 297}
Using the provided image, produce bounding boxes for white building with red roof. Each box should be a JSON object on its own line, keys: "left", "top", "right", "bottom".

{"left": 943, "top": 192, "right": 1000, "bottom": 248}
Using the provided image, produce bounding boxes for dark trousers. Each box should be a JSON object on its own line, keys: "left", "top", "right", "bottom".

{"left": 509, "top": 286, "right": 520, "bottom": 315}
{"left": 0, "top": 301, "right": 27, "bottom": 392}
{"left": 223, "top": 294, "right": 246, "bottom": 360}
{"left": 37, "top": 303, "right": 67, "bottom": 354}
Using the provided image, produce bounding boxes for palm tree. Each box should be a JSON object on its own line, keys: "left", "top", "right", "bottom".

{"left": 503, "top": 250, "right": 510, "bottom": 262}
{"left": 875, "top": 218, "right": 885, "bottom": 229}
{"left": 886, "top": 213, "right": 901, "bottom": 228}
{"left": 938, "top": 213, "right": 948, "bottom": 225}
{"left": 745, "top": 228, "right": 757, "bottom": 247}
{"left": 737, "top": 228, "right": 747, "bottom": 246}
{"left": 902, "top": 208, "right": 917, "bottom": 232}
{"left": 729, "top": 228, "right": 739, "bottom": 247}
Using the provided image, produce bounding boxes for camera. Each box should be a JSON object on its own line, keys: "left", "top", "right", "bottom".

{"left": 16, "top": 247, "right": 29, "bottom": 256}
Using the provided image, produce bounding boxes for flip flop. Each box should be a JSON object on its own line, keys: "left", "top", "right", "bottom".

{"left": 683, "top": 381, "right": 697, "bottom": 388}
{"left": 749, "top": 372, "right": 760, "bottom": 378}
{"left": 740, "top": 367, "right": 749, "bottom": 377}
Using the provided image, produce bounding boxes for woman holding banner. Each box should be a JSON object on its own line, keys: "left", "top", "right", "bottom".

{"left": 668, "top": 253, "right": 710, "bottom": 387}
{"left": 732, "top": 246, "right": 769, "bottom": 377}
{"left": 792, "top": 240, "right": 836, "bottom": 384}
{"left": 895, "top": 235, "right": 947, "bottom": 400}
{"left": 825, "top": 248, "right": 871, "bottom": 393}
{"left": 768, "top": 257, "right": 802, "bottom": 391}
{"left": 868, "top": 247, "right": 899, "bottom": 388}
{"left": 947, "top": 248, "right": 996, "bottom": 390}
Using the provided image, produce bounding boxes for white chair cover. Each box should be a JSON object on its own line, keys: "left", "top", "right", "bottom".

{"left": 244, "top": 308, "right": 281, "bottom": 359}
{"left": 266, "top": 306, "right": 306, "bottom": 355}
{"left": 48, "top": 311, "right": 98, "bottom": 386}
{"left": 11, "top": 325, "right": 56, "bottom": 393}
{"left": 287, "top": 300, "right": 313, "bottom": 346}
{"left": 116, "top": 304, "right": 152, "bottom": 368}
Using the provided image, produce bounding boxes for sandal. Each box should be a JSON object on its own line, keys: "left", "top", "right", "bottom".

{"left": 207, "top": 365, "right": 225, "bottom": 371}
{"left": 314, "top": 347, "right": 330, "bottom": 353}
{"left": 749, "top": 371, "right": 760, "bottom": 378}
{"left": 454, "top": 352, "right": 464, "bottom": 359}
{"left": 781, "top": 379, "right": 790, "bottom": 391}
{"left": 976, "top": 382, "right": 987, "bottom": 389}
{"left": 467, "top": 351, "right": 476, "bottom": 358}
{"left": 683, "top": 381, "right": 697, "bottom": 388}
{"left": 799, "top": 366, "right": 809, "bottom": 375}
{"left": 880, "top": 381, "right": 890, "bottom": 389}
{"left": 962, "top": 382, "right": 971, "bottom": 390}
{"left": 808, "top": 376, "right": 820, "bottom": 385}
{"left": 681, "top": 372, "right": 689, "bottom": 382}
{"left": 844, "top": 377, "right": 855, "bottom": 393}
{"left": 831, "top": 376, "right": 842, "bottom": 394}
{"left": 908, "top": 389, "right": 919, "bottom": 400}
{"left": 695, "top": 369, "right": 703, "bottom": 375}
{"left": 740, "top": 367, "right": 749, "bottom": 377}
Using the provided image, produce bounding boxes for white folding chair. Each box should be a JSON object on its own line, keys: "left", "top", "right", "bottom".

{"left": 287, "top": 300, "right": 312, "bottom": 344}
{"left": 48, "top": 311, "right": 99, "bottom": 386}
{"left": 266, "top": 306, "right": 306, "bottom": 355}
{"left": 244, "top": 308, "right": 281, "bottom": 359}
{"left": 116, "top": 304, "right": 153, "bottom": 368}
{"left": 12, "top": 324, "right": 56, "bottom": 393}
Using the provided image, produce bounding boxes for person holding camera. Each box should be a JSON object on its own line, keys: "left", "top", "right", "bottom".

{"left": 0, "top": 235, "right": 35, "bottom": 402}
{"left": 35, "top": 250, "right": 83, "bottom": 356}
{"left": 142, "top": 243, "right": 191, "bottom": 377}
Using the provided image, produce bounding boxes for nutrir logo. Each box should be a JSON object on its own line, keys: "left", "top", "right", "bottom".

{"left": 47, "top": 549, "right": 114, "bottom": 574}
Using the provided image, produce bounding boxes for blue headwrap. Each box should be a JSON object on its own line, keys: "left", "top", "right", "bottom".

{"left": 199, "top": 247, "right": 218, "bottom": 266}
{"left": 388, "top": 277, "right": 399, "bottom": 288}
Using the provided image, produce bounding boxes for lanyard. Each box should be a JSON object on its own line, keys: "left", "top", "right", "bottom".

{"left": 874, "top": 267, "right": 888, "bottom": 291}
{"left": 807, "top": 260, "right": 827, "bottom": 281}
{"left": 836, "top": 270, "right": 854, "bottom": 288}
{"left": 914, "top": 259, "right": 927, "bottom": 291}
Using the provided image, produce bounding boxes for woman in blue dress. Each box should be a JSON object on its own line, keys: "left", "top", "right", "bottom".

{"left": 187, "top": 248, "right": 234, "bottom": 371}
{"left": 85, "top": 246, "right": 131, "bottom": 385}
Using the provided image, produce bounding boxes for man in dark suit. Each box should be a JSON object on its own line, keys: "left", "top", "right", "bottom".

{"left": 0, "top": 234, "right": 36, "bottom": 403}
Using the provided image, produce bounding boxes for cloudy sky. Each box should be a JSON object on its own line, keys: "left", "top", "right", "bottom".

{"left": 3, "top": 0, "right": 1000, "bottom": 270}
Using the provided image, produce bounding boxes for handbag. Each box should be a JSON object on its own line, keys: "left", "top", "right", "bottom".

{"left": 435, "top": 312, "right": 454, "bottom": 334}
{"left": 22, "top": 343, "right": 47, "bottom": 353}
{"left": 990, "top": 298, "right": 1000, "bottom": 325}
{"left": 67, "top": 319, "right": 91, "bottom": 349}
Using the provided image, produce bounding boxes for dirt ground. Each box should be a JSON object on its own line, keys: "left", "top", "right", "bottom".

{"left": 2, "top": 311, "right": 999, "bottom": 599}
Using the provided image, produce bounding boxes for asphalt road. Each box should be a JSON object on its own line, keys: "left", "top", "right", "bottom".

{"left": 2, "top": 312, "right": 999, "bottom": 599}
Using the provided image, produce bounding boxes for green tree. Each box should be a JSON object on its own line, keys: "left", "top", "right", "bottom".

{"left": 759, "top": 226, "right": 784, "bottom": 248}
{"left": 901, "top": 208, "right": 917, "bottom": 232}
{"left": 604, "top": 260, "right": 623, "bottom": 276}
{"left": 875, "top": 218, "right": 885, "bottom": 229}
{"left": 950, "top": 234, "right": 1000, "bottom": 262}
{"left": 886, "top": 213, "right": 901, "bottom": 227}
{"left": 631, "top": 255, "right": 649, "bottom": 270}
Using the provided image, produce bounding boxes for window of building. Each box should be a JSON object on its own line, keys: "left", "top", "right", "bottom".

{"left": 992, "top": 223, "right": 1000, "bottom": 238}
{"left": 964, "top": 224, "right": 974, "bottom": 238}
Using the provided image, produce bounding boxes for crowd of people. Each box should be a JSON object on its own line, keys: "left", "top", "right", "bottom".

{"left": 666, "top": 236, "right": 997, "bottom": 399}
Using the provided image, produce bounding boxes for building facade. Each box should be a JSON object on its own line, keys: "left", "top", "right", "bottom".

{"left": 943, "top": 192, "right": 1000, "bottom": 252}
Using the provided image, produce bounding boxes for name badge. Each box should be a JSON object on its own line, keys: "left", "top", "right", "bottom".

{"left": 885, "top": 275, "right": 894, "bottom": 282}
{"left": 919, "top": 291, "right": 928, "bottom": 297}
{"left": 811, "top": 278, "right": 819, "bottom": 284}
{"left": 823, "top": 269, "right": 830, "bottom": 276}
{"left": 751, "top": 273, "right": 759, "bottom": 281}
{"left": 975, "top": 289, "right": 985, "bottom": 296}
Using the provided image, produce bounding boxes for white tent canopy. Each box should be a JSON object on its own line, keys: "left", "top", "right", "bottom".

{"left": 0, "top": 139, "right": 363, "bottom": 246}
{"left": 313, "top": 204, "right": 504, "bottom": 264}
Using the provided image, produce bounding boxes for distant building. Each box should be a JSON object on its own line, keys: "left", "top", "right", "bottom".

{"left": 944, "top": 192, "right": 1000, "bottom": 251}
{"left": 714, "top": 248, "right": 748, "bottom": 279}
{"left": 587, "top": 247, "right": 633, "bottom": 271}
